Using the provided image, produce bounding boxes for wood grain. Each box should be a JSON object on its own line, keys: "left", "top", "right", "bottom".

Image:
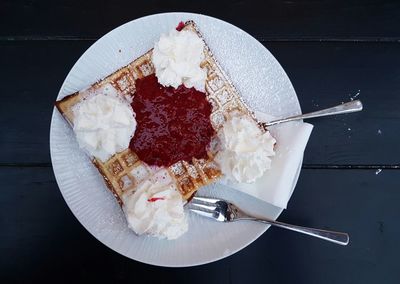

{"left": 1, "top": 1, "right": 399, "bottom": 282}
{"left": 1, "top": 167, "right": 398, "bottom": 282}
{"left": 1, "top": 1, "right": 400, "bottom": 41}
{"left": 1, "top": 40, "right": 399, "bottom": 166}
{"left": 266, "top": 42, "right": 400, "bottom": 166}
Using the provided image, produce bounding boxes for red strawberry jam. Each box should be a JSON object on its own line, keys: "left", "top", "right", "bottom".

{"left": 176, "top": 21, "right": 185, "bottom": 31}
{"left": 147, "top": 197, "right": 165, "bottom": 202}
{"left": 129, "top": 74, "right": 214, "bottom": 167}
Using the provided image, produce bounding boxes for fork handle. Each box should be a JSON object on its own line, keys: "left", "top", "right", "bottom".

{"left": 244, "top": 218, "right": 349, "bottom": 245}
{"left": 263, "top": 100, "right": 363, "bottom": 127}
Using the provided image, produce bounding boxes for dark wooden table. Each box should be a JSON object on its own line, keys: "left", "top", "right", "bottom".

{"left": 1, "top": 1, "right": 400, "bottom": 283}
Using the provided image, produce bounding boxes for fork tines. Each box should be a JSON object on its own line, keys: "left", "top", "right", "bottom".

{"left": 189, "top": 197, "right": 217, "bottom": 211}
{"left": 192, "top": 196, "right": 220, "bottom": 204}
{"left": 188, "top": 196, "right": 221, "bottom": 218}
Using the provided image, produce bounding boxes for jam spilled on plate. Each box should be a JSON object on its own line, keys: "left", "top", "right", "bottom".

{"left": 176, "top": 21, "right": 185, "bottom": 31}
{"left": 130, "top": 74, "right": 214, "bottom": 167}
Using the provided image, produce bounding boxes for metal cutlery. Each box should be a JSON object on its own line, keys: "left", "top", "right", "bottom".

{"left": 261, "top": 99, "right": 363, "bottom": 128}
{"left": 189, "top": 196, "right": 349, "bottom": 245}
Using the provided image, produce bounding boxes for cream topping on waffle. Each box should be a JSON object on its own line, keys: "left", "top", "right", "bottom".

{"left": 152, "top": 29, "right": 206, "bottom": 91}
{"left": 215, "top": 114, "right": 276, "bottom": 183}
{"left": 121, "top": 174, "right": 188, "bottom": 240}
{"left": 73, "top": 85, "right": 137, "bottom": 162}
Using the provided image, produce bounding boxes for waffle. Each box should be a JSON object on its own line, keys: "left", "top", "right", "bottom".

{"left": 55, "top": 21, "right": 260, "bottom": 205}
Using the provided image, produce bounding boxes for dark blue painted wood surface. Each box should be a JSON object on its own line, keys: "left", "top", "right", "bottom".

{"left": 1, "top": 1, "right": 399, "bottom": 283}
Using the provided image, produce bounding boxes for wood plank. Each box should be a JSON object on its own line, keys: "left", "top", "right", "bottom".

{"left": 1, "top": 167, "right": 399, "bottom": 282}
{"left": 1, "top": 0, "right": 400, "bottom": 41}
{"left": 1, "top": 40, "right": 399, "bottom": 165}
{"left": 0, "top": 41, "right": 91, "bottom": 164}
{"left": 265, "top": 42, "right": 400, "bottom": 165}
{"left": 231, "top": 168, "right": 400, "bottom": 283}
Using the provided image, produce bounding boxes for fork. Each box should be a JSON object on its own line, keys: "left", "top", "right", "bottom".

{"left": 189, "top": 196, "right": 349, "bottom": 245}
{"left": 261, "top": 100, "right": 363, "bottom": 128}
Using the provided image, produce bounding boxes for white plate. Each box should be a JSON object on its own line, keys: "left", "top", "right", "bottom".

{"left": 50, "top": 12, "right": 302, "bottom": 267}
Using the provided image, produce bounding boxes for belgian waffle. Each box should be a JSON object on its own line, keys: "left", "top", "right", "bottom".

{"left": 55, "top": 21, "right": 260, "bottom": 205}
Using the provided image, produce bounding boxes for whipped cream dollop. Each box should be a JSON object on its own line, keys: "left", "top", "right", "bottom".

{"left": 73, "top": 85, "right": 137, "bottom": 162}
{"left": 121, "top": 174, "right": 188, "bottom": 240}
{"left": 215, "top": 114, "right": 276, "bottom": 183}
{"left": 152, "top": 28, "right": 206, "bottom": 92}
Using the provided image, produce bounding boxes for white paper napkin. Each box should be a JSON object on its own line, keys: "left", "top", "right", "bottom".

{"left": 221, "top": 112, "right": 313, "bottom": 209}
